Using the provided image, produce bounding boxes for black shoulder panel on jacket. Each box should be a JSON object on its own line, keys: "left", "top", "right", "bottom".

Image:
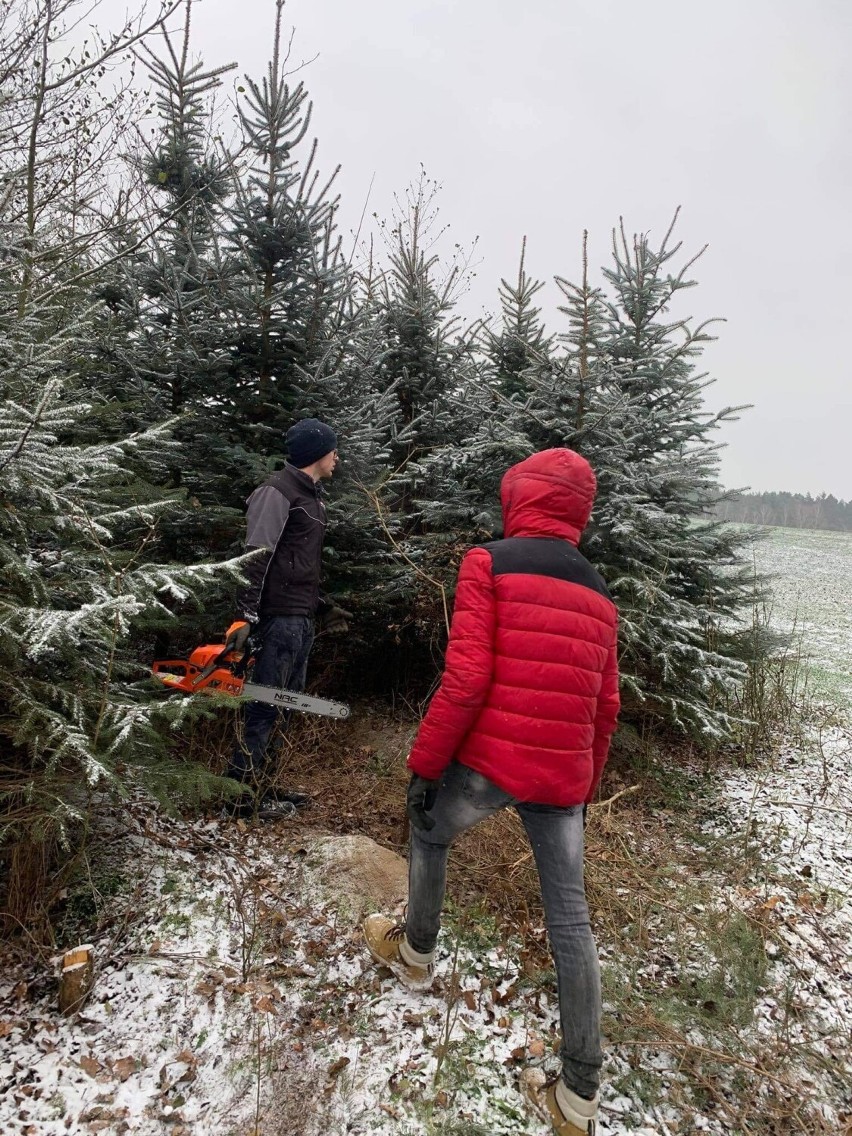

{"left": 265, "top": 466, "right": 297, "bottom": 499}
{"left": 481, "top": 538, "right": 612, "bottom": 601}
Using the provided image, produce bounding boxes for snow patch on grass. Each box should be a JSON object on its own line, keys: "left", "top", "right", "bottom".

{"left": 751, "top": 527, "right": 852, "bottom": 704}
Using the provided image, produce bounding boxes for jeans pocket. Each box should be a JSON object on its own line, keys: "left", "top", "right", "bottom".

{"left": 460, "top": 766, "right": 513, "bottom": 810}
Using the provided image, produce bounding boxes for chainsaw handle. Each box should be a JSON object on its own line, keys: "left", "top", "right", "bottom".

{"left": 194, "top": 622, "right": 251, "bottom": 686}
{"left": 224, "top": 620, "right": 252, "bottom": 653}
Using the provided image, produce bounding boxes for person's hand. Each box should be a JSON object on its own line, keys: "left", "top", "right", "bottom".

{"left": 319, "top": 604, "right": 353, "bottom": 635}
{"left": 224, "top": 620, "right": 253, "bottom": 655}
{"left": 406, "top": 774, "right": 440, "bottom": 832}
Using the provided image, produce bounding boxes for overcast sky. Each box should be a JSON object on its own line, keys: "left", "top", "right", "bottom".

{"left": 102, "top": 0, "right": 851, "bottom": 496}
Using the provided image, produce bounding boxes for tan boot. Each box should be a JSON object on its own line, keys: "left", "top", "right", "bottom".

{"left": 521, "top": 1068, "right": 599, "bottom": 1135}
{"left": 362, "top": 914, "right": 435, "bottom": 992}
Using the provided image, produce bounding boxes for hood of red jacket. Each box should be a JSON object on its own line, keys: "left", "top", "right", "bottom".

{"left": 500, "top": 449, "right": 596, "bottom": 546}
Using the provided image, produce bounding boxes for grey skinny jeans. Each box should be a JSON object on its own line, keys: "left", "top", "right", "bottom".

{"left": 406, "top": 761, "right": 603, "bottom": 1099}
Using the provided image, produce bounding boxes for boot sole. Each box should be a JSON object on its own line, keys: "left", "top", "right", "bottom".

{"left": 364, "top": 940, "right": 434, "bottom": 993}
{"left": 520, "top": 1069, "right": 596, "bottom": 1135}
{"left": 520, "top": 1068, "right": 551, "bottom": 1126}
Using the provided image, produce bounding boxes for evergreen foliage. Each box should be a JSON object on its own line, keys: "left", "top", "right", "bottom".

{"left": 431, "top": 221, "right": 759, "bottom": 739}
{"left": 0, "top": 0, "right": 247, "bottom": 929}
{"left": 222, "top": 0, "right": 345, "bottom": 457}
{"left": 1, "top": 0, "right": 782, "bottom": 931}
{"left": 486, "top": 236, "right": 554, "bottom": 398}
{"left": 0, "top": 292, "right": 246, "bottom": 926}
{"left": 376, "top": 181, "right": 482, "bottom": 532}
{"left": 523, "top": 219, "right": 757, "bottom": 736}
{"left": 105, "top": 8, "right": 238, "bottom": 546}
{"left": 359, "top": 177, "right": 485, "bottom": 660}
{"left": 585, "top": 217, "right": 756, "bottom": 736}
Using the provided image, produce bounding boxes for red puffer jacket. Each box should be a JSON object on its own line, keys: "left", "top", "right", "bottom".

{"left": 407, "top": 449, "right": 620, "bottom": 806}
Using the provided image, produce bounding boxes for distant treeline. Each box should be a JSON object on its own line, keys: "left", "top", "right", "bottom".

{"left": 717, "top": 491, "right": 852, "bottom": 532}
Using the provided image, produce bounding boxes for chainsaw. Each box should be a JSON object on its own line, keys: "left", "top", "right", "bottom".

{"left": 152, "top": 622, "right": 350, "bottom": 720}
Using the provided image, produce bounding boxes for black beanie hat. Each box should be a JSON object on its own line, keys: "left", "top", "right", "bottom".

{"left": 286, "top": 418, "right": 338, "bottom": 469}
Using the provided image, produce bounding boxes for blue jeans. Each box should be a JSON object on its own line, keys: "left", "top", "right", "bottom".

{"left": 228, "top": 615, "right": 314, "bottom": 785}
{"left": 406, "top": 761, "right": 603, "bottom": 1099}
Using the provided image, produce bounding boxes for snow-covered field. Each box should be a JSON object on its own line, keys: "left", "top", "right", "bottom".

{"left": 749, "top": 526, "right": 852, "bottom": 704}
{"left": 1, "top": 528, "right": 850, "bottom": 1135}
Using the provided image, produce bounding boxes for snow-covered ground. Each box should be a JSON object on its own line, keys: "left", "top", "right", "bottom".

{"left": 0, "top": 804, "right": 657, "bottom": 1136}
{"left": 706, "top": 720, "right": 851, "bottom": 1127}
{"left": 2, "top": 710, "right": 849, "bottom": 1136}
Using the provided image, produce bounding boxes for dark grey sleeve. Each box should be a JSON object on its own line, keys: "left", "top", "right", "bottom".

{"left": 245, "top": 485, "right": 290, "bottom": 551}
{"left": 237, "top": 486, "right": 290, "bottom": 620}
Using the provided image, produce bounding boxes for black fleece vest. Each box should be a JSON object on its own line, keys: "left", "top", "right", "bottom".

{"left": 261, "top": 466, "right": 327, "bottom": 617}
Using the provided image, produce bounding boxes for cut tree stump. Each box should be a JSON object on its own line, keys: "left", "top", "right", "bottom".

{"left": 59, "top": 944, "right": 94, "bottom": 1015}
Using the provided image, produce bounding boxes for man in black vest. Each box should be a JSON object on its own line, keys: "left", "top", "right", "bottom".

{"left": 226, "top": 418, "right": 349, "bottom": 813}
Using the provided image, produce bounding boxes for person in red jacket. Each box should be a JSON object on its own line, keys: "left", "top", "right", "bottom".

{"left": 363, "top": 448, "right": 619, "bottom": 1136}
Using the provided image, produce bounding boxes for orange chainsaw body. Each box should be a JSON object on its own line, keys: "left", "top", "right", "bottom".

{"left": 152, "top": 642, "right": 247, "bottom": 697}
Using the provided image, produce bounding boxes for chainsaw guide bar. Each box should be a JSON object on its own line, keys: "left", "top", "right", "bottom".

{"left": 152, "top": 639, "right": 350, "bottom": 720}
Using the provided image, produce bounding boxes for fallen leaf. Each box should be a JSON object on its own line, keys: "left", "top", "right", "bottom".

{"left": 148, "top": 940, "right": 162, "bottom": 954}
{"left": 113, "top": 1057, "right": 136, "bottom": 1081}
{"left": 253, "top": 996, "right": 276, "bottom": 1014}
{"left": 327, "top": 1056, "right": 350, "bottom": 1078}
{"left": 494, "top": 982, "right": 516, "bottom": 1005}
{"left": 0, "top": 1021, "right": 16, "bottom": 1037}
{"left": 462, "top": 991, "right": 477, "bottom": 1011}
{"left": 194, "top": 980, "right": 216, "bottom": 998}
{"left": 80, "top": 1056, "right": 101, "bottom": 1078}
{"left": 528, "top": 1039, "right": 545, "bottom": 1057}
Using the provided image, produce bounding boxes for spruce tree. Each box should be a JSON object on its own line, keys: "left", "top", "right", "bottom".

{"left": 437, "top": 220, "right": 757, "bottom": 740}
{"left": 0, "top": 349, "right": 246, "bottom": 925}
{"left": 555, "top": 217, "right": 755, "bottom": 737}
{"left": 486, "top": 236, "right": 553, "bottom": 398}
{"left": 364, "top": 176, "right": 483, "bottom": 660}
{"left": 586, "top": 218, "right": 754, "bottom": 736}
{"left": 219, "top": 0, "right": 347, "bottom": 471}
{"left": 0, "top": 213, "right": 246, "bottom": 928}
{"left": 98, "top": 3, "right": 239, "bottom": 569}
{"left": 0, "top": 0, "right": 248, "bottom": 927}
